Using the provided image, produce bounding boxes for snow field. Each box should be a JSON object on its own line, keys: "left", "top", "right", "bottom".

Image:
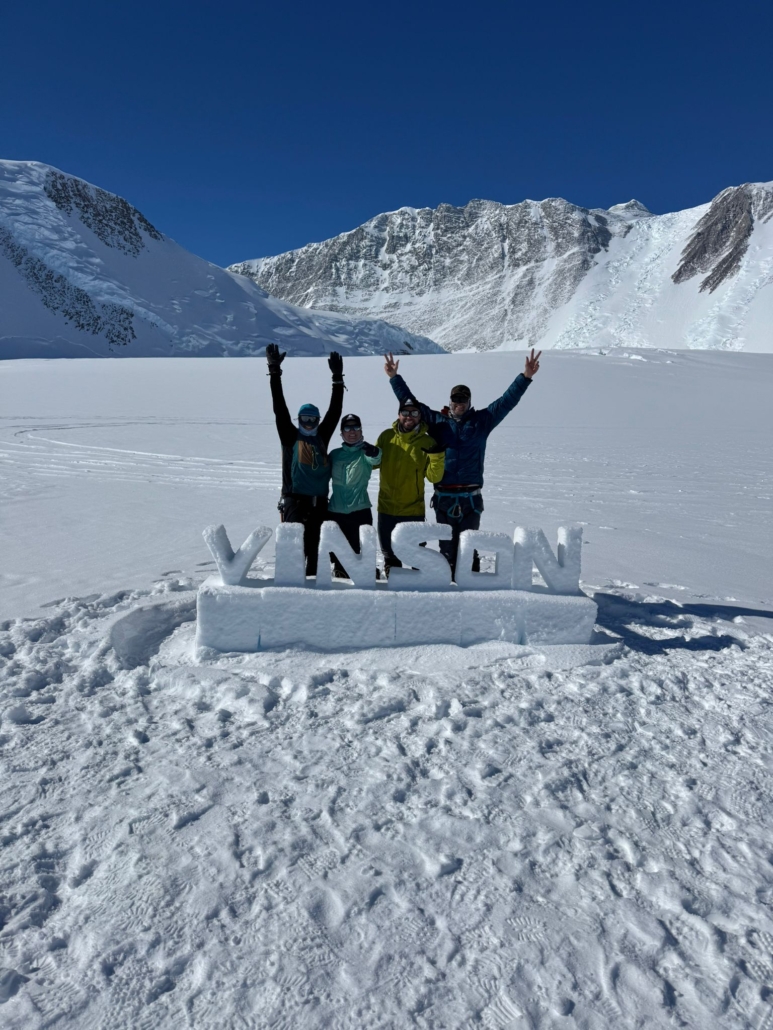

{"left": 1, "top": 351, "right": 771, "bottom": 619}
{"left": 1, "top": 350, "right": 772, "bottom": 1028}
{"left": 1, "top": 580, "right": 772, "bottom": 1028}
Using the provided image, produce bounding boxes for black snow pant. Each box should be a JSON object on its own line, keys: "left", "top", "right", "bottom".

{"left": 280, "top": 494, "right": 328, "bottom": 576}
{"left": 432, "top": 491, "right": 483, "bottom": 580}
{"left": 327, "top": 508, "right": 373, "bottom": 577}
{"left": 377, "top": 513, "right": 425, "bottom": 571}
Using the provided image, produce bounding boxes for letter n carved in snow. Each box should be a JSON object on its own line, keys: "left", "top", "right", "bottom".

{"left": 512, "top": 526, "right": 583, "bottom": 594}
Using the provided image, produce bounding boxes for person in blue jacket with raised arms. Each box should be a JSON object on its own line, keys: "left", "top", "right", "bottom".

{"left": 383, "top": 347, "right": 541, "bottom": 579}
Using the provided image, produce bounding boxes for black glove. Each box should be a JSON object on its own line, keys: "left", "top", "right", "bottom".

{"left": 266, "top": 343, "right": 285, "bottom": 375}
{"left": 361, "top": 441, "right": 379, "bottom": 458}
{"left": 328, "top": 351, "right": 344, "bottom": 381}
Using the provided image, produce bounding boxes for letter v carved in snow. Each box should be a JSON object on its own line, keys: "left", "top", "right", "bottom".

{"left": 202, "top": 524, "right": 273, "bottom": 585}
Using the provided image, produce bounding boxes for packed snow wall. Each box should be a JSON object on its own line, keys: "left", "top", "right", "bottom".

{"left": 195, "top": 522, "right": 597, "bottom": 652}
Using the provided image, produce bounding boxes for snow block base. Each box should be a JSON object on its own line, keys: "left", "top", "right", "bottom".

{"left": 195, "top": 579, "right": 597, "bottom": 653}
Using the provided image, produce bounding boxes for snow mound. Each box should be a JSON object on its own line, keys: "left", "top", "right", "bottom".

{"left": 0, "top": 161, "right": 444, "bottom": 358}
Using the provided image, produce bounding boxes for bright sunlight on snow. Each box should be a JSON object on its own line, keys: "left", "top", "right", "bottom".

{"left": 1, "top": 350, "right": 772, "bottom": 1029}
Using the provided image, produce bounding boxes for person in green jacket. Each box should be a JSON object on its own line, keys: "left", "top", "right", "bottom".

{"left": 375, "top": 397, "right": 445, "bottom": 574}
{"left": 327, "top": 413, "right": 381, "bottom": 577}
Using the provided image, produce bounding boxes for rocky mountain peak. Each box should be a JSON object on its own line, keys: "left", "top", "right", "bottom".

{"left": 672, "top": 181, "right": 773, "bottom": 293}
{"left": 607, "top": 200, "right": 652, "bottom": 218}
{"left": 230, "top": 182, "right": 773, "bottom": 353}
{"left": 0, "top": 160, "right": 442, "bottom": 358}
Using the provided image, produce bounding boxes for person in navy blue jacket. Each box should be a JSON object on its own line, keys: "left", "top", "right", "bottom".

{"left": 383, "top": 348, "right": 541, "bottom": 579}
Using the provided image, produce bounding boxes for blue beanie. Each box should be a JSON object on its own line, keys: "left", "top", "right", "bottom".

{"left": 298, "top": 403, "right": 321, "bottom": 419}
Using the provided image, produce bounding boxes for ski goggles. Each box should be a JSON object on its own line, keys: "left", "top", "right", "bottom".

{"left": 299, "top": 414, "right": 320, "bottom": 429}
{"left": 399, "top": 407, "right": 421, "bottom": 418}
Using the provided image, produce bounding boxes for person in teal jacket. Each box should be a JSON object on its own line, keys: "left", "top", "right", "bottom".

{"left": 327, "top": 413, "right": 381, "bottom": 577}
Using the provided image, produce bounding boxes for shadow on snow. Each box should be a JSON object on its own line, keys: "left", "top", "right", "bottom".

{"left": 592, "top": 592, "right": 773, "bottom": 656}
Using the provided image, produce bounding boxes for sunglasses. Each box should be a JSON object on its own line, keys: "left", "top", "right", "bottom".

{"left": 299, "top": 415, "right": 320, "bottom": 427}
{"left": 341, "top": 424, "right": 361, "bottom": 432}
{"left": 450, "top": 395, "right": 469, "bottom": 404}
{"left": 400, "top": 409, "right": 420, "bottom": 418}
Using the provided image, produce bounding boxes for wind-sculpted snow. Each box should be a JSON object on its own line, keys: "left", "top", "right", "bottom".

{"left": 0, "top": 161, "right": 443, "bottom": 358}
{"left": 233, "top": 182, "right": 773, "bottom": 352}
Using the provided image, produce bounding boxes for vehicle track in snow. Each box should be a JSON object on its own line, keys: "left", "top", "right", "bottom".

{"left": 0, "top": 418, "right": 282, "bottom": 491}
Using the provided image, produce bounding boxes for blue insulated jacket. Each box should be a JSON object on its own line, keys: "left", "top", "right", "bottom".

{"left": 390, "top": 372, "right": 531, "bottom": 487}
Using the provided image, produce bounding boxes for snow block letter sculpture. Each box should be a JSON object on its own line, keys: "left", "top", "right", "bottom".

{"left": 388, "top": 523, "right": 453, "bottom": 591}
{"left": 513, "top": 526, "right": 583, "bottom": 594}
{"left": 195, "top": 523, "right": 597, "bottom": 653}
{"left": 202, "top": 524, "right": 272, "bottom": 585}
{"left": 455, "top": 531, "right": 515, "bottom": 591}
{"left": 316, "top": 521, "right": 378, "bottom": 589}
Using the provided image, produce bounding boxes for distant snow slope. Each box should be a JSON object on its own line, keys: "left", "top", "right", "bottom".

{"left": 0, "top": 161, "right": 442, "bottom": 358}
{"left": 231, "top": 184, "right": 773, "bottom": 352}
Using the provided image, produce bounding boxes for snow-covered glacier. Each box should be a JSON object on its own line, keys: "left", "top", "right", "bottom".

{"left": 231, "top": 184, "right": 773, "bottom": 352}
{"left": 0, "top": 161, "right": 443, "bottom": 358}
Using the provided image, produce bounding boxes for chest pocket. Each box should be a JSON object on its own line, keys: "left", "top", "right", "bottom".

{"left": 298, "top": 439, "right": 327, "bottom": 469}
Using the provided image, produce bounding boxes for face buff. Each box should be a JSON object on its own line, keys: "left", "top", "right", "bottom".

{"left": 298, "top": 403, "right": 321, "bottom": 435}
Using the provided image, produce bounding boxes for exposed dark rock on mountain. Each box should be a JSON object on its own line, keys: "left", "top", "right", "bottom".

{"left": 0, "top": 227, "right": 136, "bottom": 346}
{"left": 232, "top": 183, "right": 773, "bottom": 352}
{"left": 0, "top": 161, "right": 442, "bottom": 358}
{"left": 44, "top": 170, "right": 162, "bottom": 257}
{"left": 672, "top": 184, "right": 773, "bottom": 293}
{"left": 231, "top": 197, "right": 637, "bottom": 352}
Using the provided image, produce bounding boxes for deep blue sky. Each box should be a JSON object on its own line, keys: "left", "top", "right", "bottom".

{"left": 3, "top": 0, "right": 771, "bottom": 267}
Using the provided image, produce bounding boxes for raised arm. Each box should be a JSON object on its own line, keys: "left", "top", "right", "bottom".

{"left": 485, "top": 350, "right": 540, "bottom": 429}
{"left": 319, "top": 351, "right": 345, "bottom": 444}
{"left": 384, "top": 352, "right": 442, "bottom": 428}
{"left": 266, "top": 344, "right": 296, "bottom": 446}
{"left": 484, "top": 374, "right": 531, "bottom": 429}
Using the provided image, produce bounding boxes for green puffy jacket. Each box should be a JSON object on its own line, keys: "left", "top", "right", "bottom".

{"left": 328, "top": 443, "right": 382, "bottom": 514}
{"left": 376, "top": 422, "right": 445, "bottom": 516}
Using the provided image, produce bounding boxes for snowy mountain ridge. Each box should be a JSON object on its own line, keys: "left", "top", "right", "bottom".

{"left": 230, "top": 182, "right": 773, "bottom": 352}
{"left": 0, "top": 161, "right": 442, "bottom": 358}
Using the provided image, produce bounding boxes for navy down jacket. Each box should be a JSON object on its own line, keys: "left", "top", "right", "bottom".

{"left": 390, "top": 372, "right": 531, "bottom": 487}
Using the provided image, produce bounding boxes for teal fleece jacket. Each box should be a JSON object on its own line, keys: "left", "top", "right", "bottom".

{"left": 328, "top": 442, "right": 382, "bottom": 514}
